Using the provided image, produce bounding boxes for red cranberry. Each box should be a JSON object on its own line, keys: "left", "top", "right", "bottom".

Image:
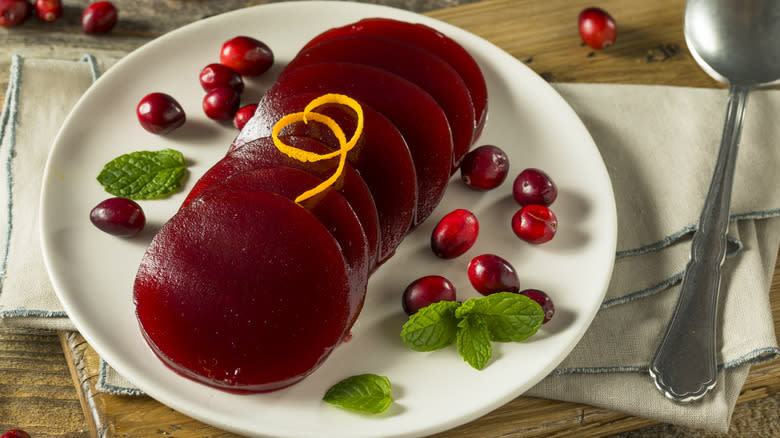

{"left": 402, "top": 275, "right": 456, "bottom": 315}
{"left": 467, "top": 254, "right": 520, "bottom": 295}
{"left": 233, "top": 103, "right": 258, "bottom": 130}
{"left": 219, "top": 36, "right": 274, "bottom": 77}
{"left": 136, "top": 92, "right": 186, "bottom": 134}
{"left": 203, "top": 87, "right": 241, "bottom": 121}
{"left": 1, "top": 431, "right": 31, "bottom": 438}
{"left": 199, "top": 63, "right": 244, "bottom": 93}
{"left": 460, "top": 144, "right": 510, "bottom": 190}
{"left": 512, "top": 204, "right": 557, "bottom": 244}
{"left": 35, "top": 0, "right": 61, "bottom": 22}
{"left": 90, "top": 197, "right": 146, "bottom": 237}
{"left": 519, "top": 289, "right": 555, "bottom": 323}
{"left": 578, "top": 7, "right": 617, "bottom": 50}
{"left": 513, "top": 168, "right": 557, "bottom": 206}
{"left": 0, "top": 0, "right": 32, "bottom": 27}
{"left": 82, "top": 1, "right": 117, "bottom": 34}
{"left": 430, "top": 208, "right": 479, "bottom": 259}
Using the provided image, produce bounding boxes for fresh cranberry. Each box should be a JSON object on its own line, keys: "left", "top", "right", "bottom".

{"left": 578, "top": 7, "right": 617, "bottom": 50}
{"left": 219, "top": 36, "right": 274, "bottom": 77}
{"left": 459, "top": 144, "right": 510, "bottom": 190}
{"left": 82, "top": 1, "right": 117, "bottom": 34}
{"left": 402, "top": 275, "right": 456, "bottom": 315}
{"left": 512, "top": 204, "right": 557, "bottom": 244}
{"left": 233, "top": 103, "right": 258, "bottom": 130}
{"left": 199, "top": 63, "right": 244, "bottom": 93}
{"left": 35, "top": 0, "right": 61, "bottom": 22}
{"left": 203, "top": 87, "right": 240, "bottom": 121}
{"left": 513, "top": 168, "right": 557, "bottom": 206}
{"left": 519, "top": 289, "right": 555, "bottom": 323}
{"left": 1, "top": 431, "right": 31, "bottom": 438}
{"left": 136, "top": 92, "right": 186, "bottom": 134}
{"left": 90, "top": 197, "right": 146, "bottom": 237}
{"left": 430, "top": 208, "right": 479, "bottom": 259}
{"left": 467, "top": 254, "right": 520, "bottom": 295}
{"left": 0, "top": 0, "right": 32, "bottom": 27}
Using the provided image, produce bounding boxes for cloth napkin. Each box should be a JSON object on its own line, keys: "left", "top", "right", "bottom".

{"left": 1, "top": 55, "right": 779, "bottom": 433}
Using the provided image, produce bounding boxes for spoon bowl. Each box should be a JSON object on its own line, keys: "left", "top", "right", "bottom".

{"left": 649, "top": 0, "right": 780, "bottom": 402}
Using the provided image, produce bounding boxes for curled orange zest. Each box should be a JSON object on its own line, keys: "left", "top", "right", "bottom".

{"left": 272, "top": 94, "right": 364, "bottom": 203}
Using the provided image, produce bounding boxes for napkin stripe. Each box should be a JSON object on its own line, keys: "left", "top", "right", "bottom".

{"left": 603, "top": 237, "right": 743, "bottom": 309}
{"left": 0, "top": 54, "right": 23, "bottom": 301}
{"left": 548, "top": 346, "right": 780, "bottom": 376}
{"left": 97, "top": 359, "right": 144, "bottom": 396}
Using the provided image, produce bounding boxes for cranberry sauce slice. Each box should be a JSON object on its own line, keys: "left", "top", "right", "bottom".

{"left": 203, "top": 167, "right": 369, "bottom": 326}
{"left": 302, "top": 18, "right": 488, "bottom": 142}
{"left": 266, "top": 62, "right": 452, "bottom": 225}
{"left": 239, "top": 93, "right": 417, "bottom": 264}
{"left": 286, "top": 36, "right": 475, "bottom": 171}
{"left": 183, "top": 135, "right": 381, "bottom": 269}
{"left": 134, "top": 189, "right": 353, "bottom": 393}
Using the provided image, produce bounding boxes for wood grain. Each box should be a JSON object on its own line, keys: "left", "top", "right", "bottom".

{"left": 1, "top": 0, "right": 778, "bottom": 436}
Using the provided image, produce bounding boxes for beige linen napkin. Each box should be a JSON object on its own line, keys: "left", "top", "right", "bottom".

{"left": 1, "top": 56, "right": 779, "bottom": 431}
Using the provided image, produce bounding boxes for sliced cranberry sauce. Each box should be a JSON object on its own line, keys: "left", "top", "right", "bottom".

{"left": 265, "top": 62, "right": 452, "bottom": 225}
{"left": 203, "top": 167, "right": 370, "bottom": 327}
{"left": 245, "top": 93, "right": 417, "bottom": 264}
{"left": 183, "top": 135, "right": 381, "bottom": 269}
{"left": 134, "top": 189, "right": 353, "bottom": 393}
{"left": 286, "top": 35, "right": 475, "bottom": 171}
{"left": 302, "top": 18, "right": 488, "bottom": 143}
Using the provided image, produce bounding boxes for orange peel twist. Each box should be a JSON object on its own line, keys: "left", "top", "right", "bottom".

{"left": 272, "top": 93, "right": 364, "bottom": 203}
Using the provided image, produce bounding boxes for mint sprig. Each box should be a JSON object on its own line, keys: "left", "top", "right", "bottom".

{"left": 323, "top": 374, "right": 392, "bottom": 414}
{"left": 400, "top": 300, "right": 459, "bottom": 351}
{"left": 400, "top": 292, "right": 544, "bottom": 370}
{"left": 97, "top": 148, "right": 186, "bottom": 199}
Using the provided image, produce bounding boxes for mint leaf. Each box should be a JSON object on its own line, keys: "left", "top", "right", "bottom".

{"left": 323, "top": 374, "right": 392, "bottom": 414}
{"left": 400, "top": 300, "right": 460, "bottom": 352}
{"left": 456, "top": 314, "right": 492, "bottom": 370}
{"left": 97, "top": 149, "right": 186, "bottom": 199}
{"left": 456, "top": 292, "right": 544, "bottom": 342}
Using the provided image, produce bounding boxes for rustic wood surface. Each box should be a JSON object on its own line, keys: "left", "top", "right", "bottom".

{"left": 1, "top": 0, "right": 779, "bottom": 436}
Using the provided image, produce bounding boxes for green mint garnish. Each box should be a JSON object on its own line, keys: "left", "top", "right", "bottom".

{"left": 97, "top": 148, "right": 186, "bottom": 199}
{"left": 400, "top": 300, "right": 460, "bottom": 352}
{"left": 456, "top": 314, "right": 492, "bottom": 370}
{"left": 323, "top": 374, "right": 393, "bottom": 414}
{"left": 400, "top": 292, "right": 545, "bottom": 370}
{"left": 456, "top": 292, "right": 545, "bottom": 342}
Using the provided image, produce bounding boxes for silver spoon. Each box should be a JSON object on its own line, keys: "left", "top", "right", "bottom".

{"left": 649, "top": 0, "right": 780, "bottom": 402}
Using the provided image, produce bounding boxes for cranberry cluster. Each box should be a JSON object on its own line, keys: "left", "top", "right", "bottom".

{"left": 0, "top": 0, "right": 117, "bottom": 33}
{"left": 135, "top": 35, "right": 273, "bottom": 136}
{"left": 403, "top": 144, "right": 560, "bottom": 323}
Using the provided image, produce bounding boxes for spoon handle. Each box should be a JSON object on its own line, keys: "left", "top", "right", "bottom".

{"left": 649, "top": 83, "right": 750, "bottom": 402}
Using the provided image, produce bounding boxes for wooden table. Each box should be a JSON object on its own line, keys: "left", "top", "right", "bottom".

{"left": 1, "top": 0, "right": 779, "bottom": 436}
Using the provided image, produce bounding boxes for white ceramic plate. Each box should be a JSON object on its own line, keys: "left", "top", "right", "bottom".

{"left": 40, "top": 2, "right": 617, "bottom": 437}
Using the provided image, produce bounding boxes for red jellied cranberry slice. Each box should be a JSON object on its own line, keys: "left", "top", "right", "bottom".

{"left": 431, "top": 209, "right": 479, "bottom": 259}
{"left": 90, "top": 197, "right": 145, "bottom": 237}
{"left": 220, "top": 36, "right": 274, "bottom": 77}
{"left": 199, "top": 63, "right": 244, "bottom": 93}
{"left": 81, "top": 1, "right": 118, "bottom": 34}
{"left": 512, "top": 204, "right": 558, "bottom": 244}
{"left": 578, "top": 7, "right": 617, "bottom": 50}
{"left": 513, "top": 168, "right": 557, "bottom": 206}
{"left": 136, "top": 92, "right": 186, "bottom": 134}
{"left": 0, "top": 0, "right": 32, "bottom": 27}
{"left": 35, "top": 0, "right": 62, "bottom": 22}
{"left": 402, "top": 275, "right": 456, "bottom": 315}
{"left": 467, "top": 254, "right": 520, "bottom": 295}
{"left": 1, "top": 430, "right": 32, "bottom": 438}
{"left": 233, "top": 103, "right": 257, "bottom": 130}
{"left": 203, "top": 87, "right": 241, "bottom": 121}
{"left": 519, "top": 289, "right": 555, "bottom": 323}
{"left": 460, "top": 145, "right": 510, "bottom": 190}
